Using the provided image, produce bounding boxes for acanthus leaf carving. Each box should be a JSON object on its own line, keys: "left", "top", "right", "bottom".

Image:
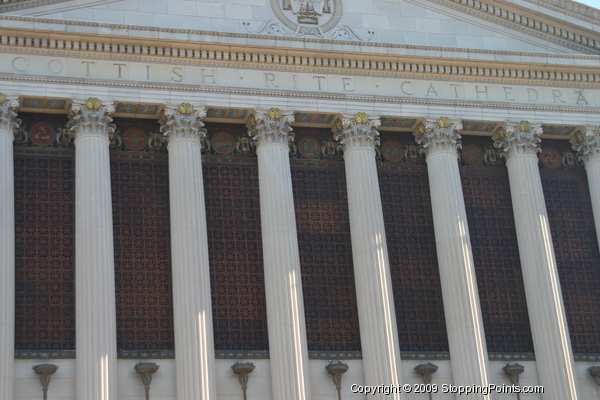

{"left": 0, "top": 94, "right": 21, "bottom": 139}
{"left": 332, "top": 112, "right": 381, "bottom": 154}
{"left": 571, "top": 126, "right": 600, "bottom": 166}
{"left": 247, "top": 108, "right": 295, "bottom": 149}
{"left": 68, "top": 98, "right": 115, "bottom": 142}
{"left": 493, "top": 121, "right": 543, "bottom": 161}
{"left": 159, "top": 103, "right": 207, "bottom": 146}
{"left": 414, "top": 117, "right": 463, "bottom": 158}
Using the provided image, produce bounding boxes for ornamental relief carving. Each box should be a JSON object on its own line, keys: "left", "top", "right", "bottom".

{"left": 245, "top": 0, "right": 372, "bottom": 40}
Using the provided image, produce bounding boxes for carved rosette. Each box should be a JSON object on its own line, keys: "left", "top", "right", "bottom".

{"left": 571, "top": 127, "right": 600, "bottom": 166}
{"left": 68, "top": 98, "right": 115, "bottom": 142}
{"left": 0, "top": 94, "right": 21, "bottom": 139}
{"left": 493, "top": 121, "right": 543, "bottom": 161}
{"left": 159, "top": 103, "right": 207, "bottom": 146}
{"left": 247, "top": 108, "right": 295, "bottom": 149}
{"left": 332, "top": 112, "right": 381, "bottom": 153}
{"left": 414, "top": 117, "right": 463, "bottom": 158}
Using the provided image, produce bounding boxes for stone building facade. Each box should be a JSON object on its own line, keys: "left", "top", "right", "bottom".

{"left": 1, "top": 0, "right": 600, "bottom": 399}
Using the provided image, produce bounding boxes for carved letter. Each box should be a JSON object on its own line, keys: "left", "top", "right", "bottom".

{"left": 264, "top": 73, "right": 279, "bottom": 88}
{"left": 48, "top": 59, "right": 63, "bottom": 74}
{"left": 113, "top": 63, "right": 127, "bottom": 79}
{"left": 200, "top": 69, "right": 217, "bottom": 84}
{"left": 527, "top": 88, "right": 539, "bottom": 102}
{"left": 146, "top": 65, "right": 152, "bottom": 80}
{"left": 503, "top": 87, "right": 515, "bottom": 101}
{"left": 313, "top": 76, "right": 326, "bottom": 90}
{"left": 292, "top": 74, "right": 298, "bottom": 89}
{"left": 552, "top": 89, "right": 566, "bottom": 104}
{"left": 342, "top": 77, "right": 354, "bottom": 92}
{"left": 82, "top": 61, "right": 95, "bottom": 77}
{"left": 172, "top": 67, "right": 184, "bottom": 82}
{"left": 475, "top": 85, "right": 489, "bottom": 100}
{"left": 400, "top": 81, "right": 414, "bottom": 96}
{"left": 426, "top": 83, "right": 439, "bottom": 97}
{"left": 574, "top": 89, "right": 589, "bottom": 105}
{"left": 12, "top": 57, "right": 27, "bottom": 72}
{"left": 449, "top": 84, "right": 462, "bottom": 98}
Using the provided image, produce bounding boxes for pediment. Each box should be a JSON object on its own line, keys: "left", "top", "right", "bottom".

{"left": 3, "top": 0, "right": 600, "bottom": 55}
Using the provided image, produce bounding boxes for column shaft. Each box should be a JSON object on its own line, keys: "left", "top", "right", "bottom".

{"left": 496, "top": 122, "right": 578, "bottom": 400}
{"left": 0, "top": 97, "right": 19, "bottom": 400}
{"left": 416, "top": 118, "right": 491, "bottom": 399}
{"left": 74, "top": 135, "right": 117, "bottom": 400}
{"left": 250, "top": 109, "right": 311, "bottom": 400}
{"left": 426, "top": 152, "right": 490, "bottom": 390}
{"left": 334, "top": 113, "right": 403, "bottom": 398}
{"left": 162, "top": 104, "right": 217, "bottom": 400}
{"left": 585, "top": 160, "right": 600, "bottom": 250}
{"left": 505, "top": 155, "right": 578, "bottom": 399}
{"left": 343, "top": 148, "right": 403, "bottom": 398}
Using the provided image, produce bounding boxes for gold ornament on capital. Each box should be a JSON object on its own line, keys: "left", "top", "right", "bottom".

{"left": 354, "top": 112, "right": 369, "bottom": 124}
{"left": 268, "top": 107, "right": 282, "bottom": 120}
{"left": 519, "top": 120, "right": 531, "bottom": 132}
{"left": 86, "top": 97, "right": 102, "bottom": 111}
{"left": 178, "top": 102, "right": 194, "bottom": 115}
{"left": 437, "top": 116, "right": 451, "bottom": 129}
{"left": 0, "top": 92, "right": 4, "bottom": 104}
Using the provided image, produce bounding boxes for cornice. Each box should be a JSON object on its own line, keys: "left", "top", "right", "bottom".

{"left": 3, "top": 73, "right": 600, "bottom": 116}
{"left": 1, "top": 30, "right": 599, "bottom": 88}
{"left": 424, "top": 0, "right": 600, "bottom": 54}
{"left": 522, "top": 0, "right": 600, "bottom": 24}
{"left": 0, "top": 0, "right": 71, "bottom": 13}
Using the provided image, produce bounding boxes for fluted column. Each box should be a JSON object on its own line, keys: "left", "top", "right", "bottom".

{"left": 0, "top": 93, "right": 20, "bottom": 400}
{"left": 69, "top": 97, "right": 117, "bottom": 400}
{"left": 494, "top": 121, "right": 578, "bottom": 400}
{"left": 571, "top": 127, "right": 600, "bottom": 250}
{"left": 333, "top": 113, "right": 403, "bottom": 400}
{"left": 160, "top": 103, "right": 217, "bottom": 400}
{"left": 247, "top": 108, "right": 311, "bottom": 400}
{"left": 414, "top": 117, "right": 491, "bottom": 398}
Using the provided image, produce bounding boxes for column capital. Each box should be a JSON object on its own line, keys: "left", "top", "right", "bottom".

{"left": 333, "top": 112, "right": 380, "bottom": 153}
{"left": 68, "top": 97, "right": 115, "bottom": 143}
{"left": 0, "top": 92, "right": 21, "bottom": 139}
{"left": 160, "top": 103, "right": 207, "bottom": 146}
{"left": 493, "top": 120, "right": 542, "bottom": 161}
{"left": 414, "top": 117, "right": 462, "bottom": 158}
{"left": 571, "top": 126, "right": 600, "bottom": 166}
{"left": 247, "top": 107, "right": 295, "bottom": 149}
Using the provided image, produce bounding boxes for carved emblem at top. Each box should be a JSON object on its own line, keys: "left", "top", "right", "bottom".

{"left": 275, "top": 0, "right": 340, "bottom": 30}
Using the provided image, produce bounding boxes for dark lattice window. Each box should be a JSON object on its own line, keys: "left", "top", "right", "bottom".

{"left": 461, "top": 169, "right": 534, "bottom": 353}
{"left": 204, "top": 162, "right": 268, "bottom": 350}
{"left": 292, "top": 165, "right": 361, "bottom": 351}
{"left": 541, "top": 170, "right": 600, "bottom": 354}
{"left": 379, "top": 167, "right": 449, "bottom": 352}
{"left": 15, "top": 154, "right": 76, "bottom": 350}
{"left": 111, "top": 156, "right": 174, "bottom": 350}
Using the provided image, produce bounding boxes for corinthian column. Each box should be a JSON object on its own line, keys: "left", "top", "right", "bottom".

{"left": 332, "top": 112, "right": 403, "bottom": 400}
{"left": 0, "top": 93, "right": 20, "bottom": 400}
{"left": 247, "top": 108, "right": 311, "bottom": 400}
{"left": 494, "top": 121, "right": 578, "bottom": 400}
{"left": 414, "top": 117, "right": 491, "bottom": 397}
{"left": 69, "top": 97, "right": 117, "bottom": 400}
{"left": 160, "top": 103, "right": 216, "bottom": 400}
{"left": 571, "top": 127, "right": 600, "bottom": 250}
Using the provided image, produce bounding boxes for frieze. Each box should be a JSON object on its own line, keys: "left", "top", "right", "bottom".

{"left": 2, "top": 53, "right": 599, "bottom": 109}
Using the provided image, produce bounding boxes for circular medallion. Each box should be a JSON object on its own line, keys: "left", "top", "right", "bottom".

{"left": 123, "top": 128, "right": 149, "bottom": 150}
{"left": 29, "top": 123, "right": 56, "bottom": 146}
{"left": 270, "top": 0, "right": 343, "bottom": 34}
{"left": 539, "top": 147, "right": 562, "bottom": 169}
{"left": 381, "top": 141, "right": 404, "bottom": 163}
{"left": 461, "top": 144, "right": 484, "bottom": 165}
{"left": 298, "top": 136, "right": 321, "bottom": 158}
{"left": 212, "top": 132, "right": 236, "bottom": 154}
